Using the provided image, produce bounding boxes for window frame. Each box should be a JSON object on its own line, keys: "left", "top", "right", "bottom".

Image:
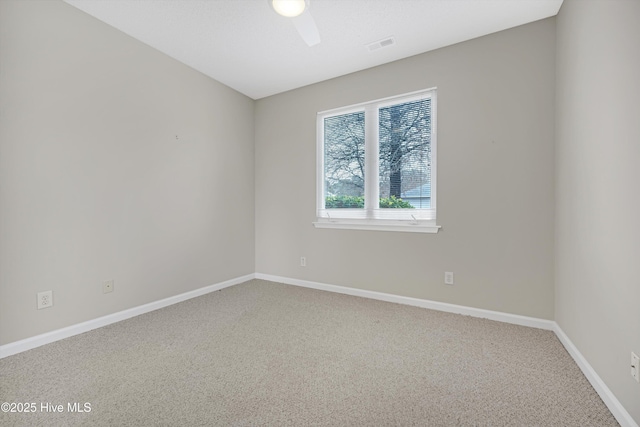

{"left": 314, "top": 88, "right": 440, "bottom": 233}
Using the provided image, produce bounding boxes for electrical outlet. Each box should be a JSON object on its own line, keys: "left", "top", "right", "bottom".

{"left": 37, "top": 290, "right": 53, "bottom": 310}
{"left": 444, "top": 272, "right": 454, "bottom": 285}
{"left": 300, "top": 257, "right": 306, "bottom": 267}
{"left": 103, "top": 280, "right": 114, "bottom": 294}
{"left": 632, "top": 352, "right": 639, "bottom": 383}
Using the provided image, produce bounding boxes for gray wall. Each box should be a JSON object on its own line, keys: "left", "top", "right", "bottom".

{"left": 555, "top": 0, "right": 640, "bottom": 423}
{"left": 0, "top": 0, "right": 255, "bottom": 345}
{"left": 255, "top": 19, "right": 556, "bottom": 319}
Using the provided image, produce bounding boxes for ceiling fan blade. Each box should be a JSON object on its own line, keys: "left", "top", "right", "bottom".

{"left": 292, "top": 10, "right": 321, "bottom": 46}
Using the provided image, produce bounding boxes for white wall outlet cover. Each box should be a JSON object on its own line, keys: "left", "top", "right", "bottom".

{"left": 632, "top": 352, "right": 639, "bottom": 383}
{"left": 444, "top": 272, "right": 454, "bottom": 285}
{"left": 37, "top": 290, "right": 53, "bottom": 310}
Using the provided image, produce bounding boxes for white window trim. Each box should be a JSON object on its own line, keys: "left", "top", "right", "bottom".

{"left": 314, "top": 88, "right": 440, "bottom": 233}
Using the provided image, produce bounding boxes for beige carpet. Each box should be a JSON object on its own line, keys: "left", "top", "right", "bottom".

{"left": 0, "top": 279, "right": 618, "bottom": 426}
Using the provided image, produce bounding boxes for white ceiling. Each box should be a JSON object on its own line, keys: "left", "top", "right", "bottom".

{"left": 63, "top": 0, "right": 563, "bottom": 100}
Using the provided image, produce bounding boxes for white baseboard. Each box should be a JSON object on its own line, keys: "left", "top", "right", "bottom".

{"left": 0, "top": 273, "right": 255, "bottom": 359}
{"left": 255, "top": 273, "right": 555, "bottom": 330}
{"left": 257, "top": 273, "right": 636, "bottom": 426}
{"left": 553, "top": 324, "right": 638, "bottom": 427}
{"left": 2, "top": 272, "right": 635, "bottom": 427}
{"left": 0, "top": 273, "right": 552, "bottom": 358}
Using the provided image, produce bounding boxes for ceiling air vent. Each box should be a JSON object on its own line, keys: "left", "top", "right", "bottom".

{"left": 366, "top": 36, "right": 396, "bottom": 52}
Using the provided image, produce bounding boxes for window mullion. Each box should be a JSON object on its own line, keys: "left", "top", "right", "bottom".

{"left": 317, "top": 113, "right": 325, "bottom": 213}
{"left": 364, "top": 105, "right": 379, "bottom": 218}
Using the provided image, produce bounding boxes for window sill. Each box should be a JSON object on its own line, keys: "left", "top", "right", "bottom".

{"left": 313, "top": 219, "right": 441, "bottom": 233}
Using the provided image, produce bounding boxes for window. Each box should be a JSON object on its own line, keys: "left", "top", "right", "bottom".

{"left": 314, "top": 88, "right": 439, "bottom": 233}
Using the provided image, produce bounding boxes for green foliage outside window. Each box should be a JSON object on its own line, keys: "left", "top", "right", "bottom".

{"left": 325, "top": 195, "right": 413, "bottom": 209}
{"left": 379, "top": 195, "right": 414, "bottom": 208}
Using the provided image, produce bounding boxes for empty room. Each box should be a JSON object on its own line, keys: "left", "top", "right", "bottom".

{"left": 1, "top": 0, "right": 638, "bottom": 425}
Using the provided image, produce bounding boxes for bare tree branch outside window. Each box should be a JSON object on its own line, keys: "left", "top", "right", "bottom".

{"left": 323, "top": 99, "right": 431, "bottom": 209}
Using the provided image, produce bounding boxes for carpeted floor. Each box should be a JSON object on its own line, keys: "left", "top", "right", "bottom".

{"left": 0, "top": 279, "right": 618, "bottom": 426}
